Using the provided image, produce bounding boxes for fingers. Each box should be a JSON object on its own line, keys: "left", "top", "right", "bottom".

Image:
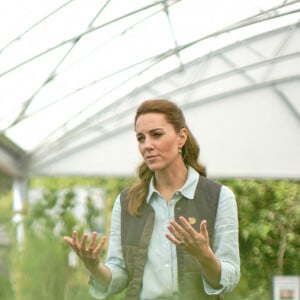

{"left": 63, "top": 231, "right": 80, "bottom": 249}
{"left": 63, "top": 236, "right": 73, "bottom": 246}
{"left": 166, "top": 217, "right": 209, "bottom": 245}
{"left": 63, "top": 231, "right": 107, "bottom": 258}
{"left": 178, "top": 216, "right": 196, "bottom": 233}
{"left": 165, "top": 232, "right": 181, "bottom": 246}
{"left": 72, "top": 231, "right": 81, "bottom": 249}
{"left": 80, "top": 233, "right": 88, "bottom": 254}
{"left": 200, "top": 220, "right": 208, "bottom": 237}
{"left": 177, "top": 216, "right": 208, "bottom": 236}
{"left": 166, "top": 217, "right": 212, "bottom": 260}
{"left": 166, "top": 222, "right": 186, "bottom": 244}
{"left": 166, "top": 218, "right": 190, "bottom": 247}
{"left": 94, "top": 236, "right": 107, "bottom": 256}
{"left": 88, "top": 231, "right": 98, "bottom": 251}
{"left": 168, "top": 216, "right": 195, "bottom": 240}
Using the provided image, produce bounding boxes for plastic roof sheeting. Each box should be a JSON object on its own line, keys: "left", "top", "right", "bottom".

{"left": 0, "top": 0, "right": 300, "bottom": 178}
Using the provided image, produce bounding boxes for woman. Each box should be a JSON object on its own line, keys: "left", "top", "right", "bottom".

{"left": 63, "top": 99, "right": 240, "bottom": 300}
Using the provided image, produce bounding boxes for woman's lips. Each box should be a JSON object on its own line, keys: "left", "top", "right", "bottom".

{"left": 146, "top": 155, "right": 158, "bottom": 160}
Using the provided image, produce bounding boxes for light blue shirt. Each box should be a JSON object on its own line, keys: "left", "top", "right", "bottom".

{"left": 89, "top": 167, "right": 240, "bottom": 299}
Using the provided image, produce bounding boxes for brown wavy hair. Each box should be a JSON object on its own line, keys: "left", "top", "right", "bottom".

{"left": 126, "top": 99, "right": 206, "bottom": 216}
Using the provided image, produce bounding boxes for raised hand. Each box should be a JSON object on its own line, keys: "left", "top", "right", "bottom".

{"left": 63, "top": 231, "right": 107, "bottom": 272}
{"left": 165, "top": 216, "right": 210, "bottom": 258}
{"left": 166, "top": 216, "right": 222, "bottom": 288}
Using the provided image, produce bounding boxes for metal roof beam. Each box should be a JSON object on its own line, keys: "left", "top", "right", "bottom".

{"left": 0, "top": 0, "right": 75, "bottom": 54}
{"left": 30, "top": 73, "right": 300, "bottom": 169}
{"left": 32, "top": 22, "right": 300, "bottom": 153}
{"left": 0, "top": 0, "right": 180, "bottom": 78}
{"left": 34, "top": 48, "right": 300, "bottom": 157}
{"left": 272, "top": 85, "right": 300, "bottom": 123}
{"left": 5, "top": 0, "right": 113, "bottom": 129}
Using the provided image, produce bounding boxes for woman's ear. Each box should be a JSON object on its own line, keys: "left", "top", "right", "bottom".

{"left": 178, "top": 128, "right": 188, "bottom": 148}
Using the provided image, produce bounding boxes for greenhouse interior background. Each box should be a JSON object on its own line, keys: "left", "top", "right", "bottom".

{"left": 0, "top": 0, "right": 299, "bottom": 299}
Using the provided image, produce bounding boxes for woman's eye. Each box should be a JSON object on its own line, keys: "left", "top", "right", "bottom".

{"left": 137, "top": 136, "right": 144, "bottom": 142}
{"left": 153, "top": 132, "right": 162, "bottom": 138}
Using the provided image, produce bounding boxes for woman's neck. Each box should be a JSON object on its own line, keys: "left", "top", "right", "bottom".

{"left": 154, "top": 163, "right": 188, "bottom": 202}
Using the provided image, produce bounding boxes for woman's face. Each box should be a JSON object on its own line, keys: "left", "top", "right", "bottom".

{"left": 135, "top": 113, "right": 186, "bottom": 172}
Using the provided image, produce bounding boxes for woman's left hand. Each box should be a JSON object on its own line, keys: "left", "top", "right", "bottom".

{"left": 166, "top": 216, "right": 211, "bottom": 258}
{"left": 166, "top": 216, "right": 222, "bottom": 289}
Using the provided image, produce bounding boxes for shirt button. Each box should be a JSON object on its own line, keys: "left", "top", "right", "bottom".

{"left": 165, "top": 264, "right": 169, "bottom": 268}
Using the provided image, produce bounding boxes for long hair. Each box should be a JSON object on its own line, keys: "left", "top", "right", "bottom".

{"left": 126, "top": 99, "right": 206, "bottom": 216}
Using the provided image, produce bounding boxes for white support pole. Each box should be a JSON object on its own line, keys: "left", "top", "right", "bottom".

{"left": 12, "top": 177, "right": 27, "bottom": 249}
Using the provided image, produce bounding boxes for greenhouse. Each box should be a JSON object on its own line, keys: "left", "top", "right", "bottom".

{"left": 0, "top": 0, "right": 299, "bottom": 299}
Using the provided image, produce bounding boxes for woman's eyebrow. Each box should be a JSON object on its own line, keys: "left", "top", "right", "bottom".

{"left": 149, "top": 127, "right": 163, "bottom": 132}
{"left": 136, "top": 128, "right": 163, "bottom": 135}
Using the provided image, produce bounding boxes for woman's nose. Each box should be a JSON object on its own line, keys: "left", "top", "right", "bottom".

{"left": 144, "top": 137, "right": 153, "bottom": 149}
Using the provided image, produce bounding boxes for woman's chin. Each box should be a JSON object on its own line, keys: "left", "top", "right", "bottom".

{"left": 146, "top": 163, "right": 160, "bottom": 172}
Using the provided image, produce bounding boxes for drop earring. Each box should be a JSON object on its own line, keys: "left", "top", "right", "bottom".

{"left": 178, "top": 148, "right": 182, "bottom": 154}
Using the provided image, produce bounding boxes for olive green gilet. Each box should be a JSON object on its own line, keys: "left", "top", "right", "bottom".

{"left": 120, "top": 175, "right": 223, "bottom": 300}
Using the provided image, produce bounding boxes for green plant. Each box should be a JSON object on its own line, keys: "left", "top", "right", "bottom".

{"left": 11, "top": 184, "right": 105, "bottom": 300}
{"left": 221, "top": 179, "right": 300, "bottom": 299}
{"left": 5, "top": 176, "right": 299, "bottom": 300}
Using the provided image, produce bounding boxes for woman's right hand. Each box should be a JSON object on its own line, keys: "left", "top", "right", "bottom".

{"left": 63, "top": 231, "right": 107, "bottom": 273}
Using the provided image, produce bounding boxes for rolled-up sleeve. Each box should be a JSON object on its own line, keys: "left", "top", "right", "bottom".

{"left": 203, "top": 185, "right": 240, "bottom": 295}
{"left": 89, "top": 195, "right": 129, "bottom": 299}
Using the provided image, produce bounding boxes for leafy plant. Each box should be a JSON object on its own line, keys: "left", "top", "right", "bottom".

{"left": 221, "top": 179, "right": 300, "bottom": 299}
{"left": 11, "top": 183, "right": 105, "bottom": 300}
{"left": 2, "top": 176, "right": 299, "bottom": 300}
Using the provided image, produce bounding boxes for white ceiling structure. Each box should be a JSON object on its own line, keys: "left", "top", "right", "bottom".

{"left": 0, "top": 0, "right": 300, "bottom": 179}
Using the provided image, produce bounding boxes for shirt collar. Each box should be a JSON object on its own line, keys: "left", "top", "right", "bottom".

{"left": 146, "top": 166, "right": 199, "bottom": 203}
